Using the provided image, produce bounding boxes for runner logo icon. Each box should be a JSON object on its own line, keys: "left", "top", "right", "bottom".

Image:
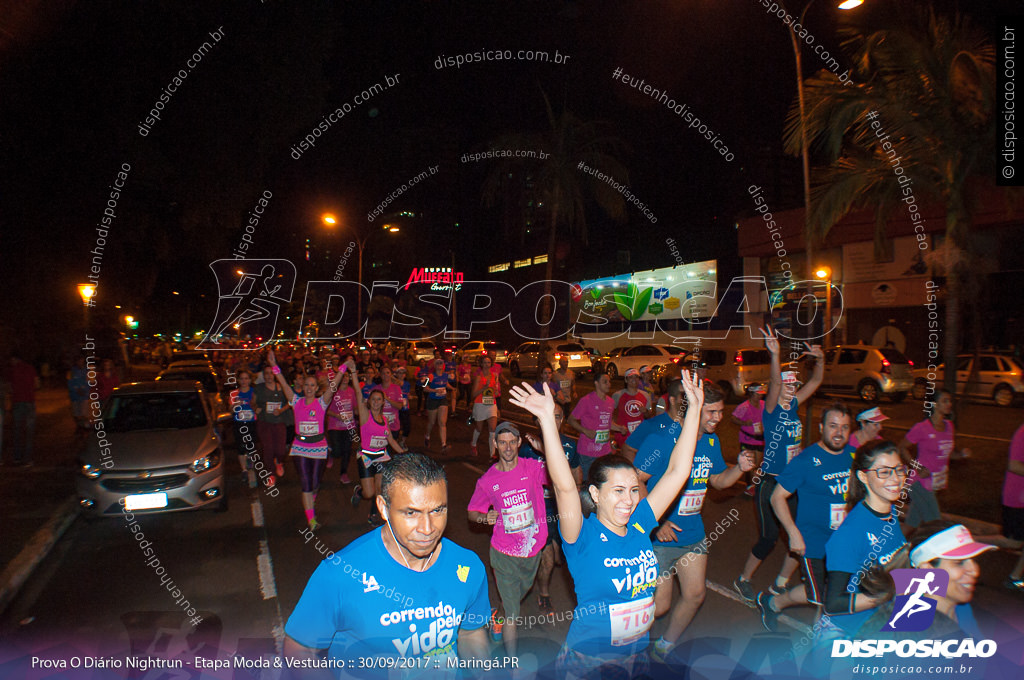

{"left": 884, "top": 568, "right": 949, "bottom": 632}
{"left": 198, "top": 259, "right": 296, "bottom": 349}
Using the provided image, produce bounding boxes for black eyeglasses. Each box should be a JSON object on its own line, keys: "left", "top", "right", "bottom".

{"left": 867, "top": 465, "right": 909, "bottom": 479}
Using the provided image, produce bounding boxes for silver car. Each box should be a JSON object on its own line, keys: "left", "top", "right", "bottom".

{"left": 77, "top": 381, "right": 230, "bottom": 516}
{"left": 508, "top": 341, "right": 592, "bottom": 376}
{"left": 819, "top": 345, "right": 914, "bottom": 402}
{"left": 912, "top": 353, "right": 1024, "bottom": 406}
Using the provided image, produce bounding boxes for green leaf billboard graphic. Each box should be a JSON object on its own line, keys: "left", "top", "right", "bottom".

{"left": 612, "top": 283, "right": 654, "bottom": 321}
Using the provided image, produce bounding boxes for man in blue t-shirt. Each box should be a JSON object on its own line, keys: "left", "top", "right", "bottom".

{"left": 635, "top": 382, "right": 755, "bottom": 660}
{"left": 284, "top": 453, "right": 490, "bottom": 675}
{"left": 519, "top": 403, "right": 583, "bottom": 616}
{"left": 734, "top": 329, "right": 825, "bottom": 606}
{"left": 757, "top": 401, "right": 854, "bottom": 632}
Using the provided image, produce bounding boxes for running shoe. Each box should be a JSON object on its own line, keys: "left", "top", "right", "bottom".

{"left": 276, "top": 462, "right": 285, "bottom": 477}
{"left": 340, "top": 473, "right": 351, "bottom": 485}
{"left": 744, "top": 483, "right": 755, "bottom": 497}
{"left": 248, "top": 474, "right": 258, "bottom": 489}
{"left": 768, "top": 582, "right": 789, "bottom": 597}
{"left": 466, "top": 415, "right": 473, "bottom": 427}
{"left": 440, "top": 444, "right": 451, "bottom": 454}
{"left": 350, "top": 484, "right": 362, "bottom": 508}
{"left": 424, "top": 437, "right": 430, "bottom": 448}
{"left": 326, "top": 458, "right": 334, "bottom": 469}
{"left": 1004, "top": 578, "right": 1024, "bottom": 594}
{"left": 308, "top": 517, "right": 320, "bottom": 531}
{"left": 537, "top": 595, "right": 554, "bottom": 617}
{"left": 489, "top": 608, "right": 503, "bottom": 642}
{"left": 756, "top": 592, "right": 780, "bottom": 632}
{"left": 733, "top": 577, "right": 756, "bottom": 606}
{"left": 266, "top": 475, "right": 276, "bottom": 488}
{"left": 650, "top": 637, "right": 673, "bottom": 664}
{"left": 470, "top": 444, "right": 478, "bottom": 456}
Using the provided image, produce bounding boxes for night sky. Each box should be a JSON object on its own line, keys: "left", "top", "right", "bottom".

{"left": 0, "top": 0, "right": 1012, "bottom": 354}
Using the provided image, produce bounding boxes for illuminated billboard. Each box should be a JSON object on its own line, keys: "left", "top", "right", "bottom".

{"left": 571, "top": 260, "right": 718, "bottom": 323}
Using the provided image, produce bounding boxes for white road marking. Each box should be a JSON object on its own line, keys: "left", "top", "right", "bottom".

{"left": 462, "top": 462, "right": 485, "bottom": 475}
{"left": 251, "top": 499, "right": 264, "bottom": 527}
{"left": 257, "top": 539, "right": 277, "bottom": 600}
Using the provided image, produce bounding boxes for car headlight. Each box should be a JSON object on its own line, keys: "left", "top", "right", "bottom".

{"left": 190, "top": 451, "right": 221, "bottom": 473}
{"left": 80, "top": 463, "right": 102, "bottom": 479}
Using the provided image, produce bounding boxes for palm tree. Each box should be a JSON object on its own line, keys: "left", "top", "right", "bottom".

{"left": 782, "top": 6, "right": 997, "bottom": 393}
{"left": 482, "top": 92, "right": 631, "bottom": 335}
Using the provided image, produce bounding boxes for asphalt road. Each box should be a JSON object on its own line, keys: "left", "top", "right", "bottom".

{"left": 2, "top": 397, "right": 1023, "bottom": 677}
{"left": 1, "top": 365, "right": 1022, "bottom": 678}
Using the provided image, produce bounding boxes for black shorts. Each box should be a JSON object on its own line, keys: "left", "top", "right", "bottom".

{"left": 357, "top": 455, "right": 387, "bottom": 478}
{"left": 1004, "top": 505, "right": 1024, "bottom": 541}
{"left": 426, "top": 398, "right": 445, "bottom": 411}
{"left": 544, "top": 496, "right": 561, "bottom": 547}
{"left": 799, "top": 556, "right": 826, "bottom": 606}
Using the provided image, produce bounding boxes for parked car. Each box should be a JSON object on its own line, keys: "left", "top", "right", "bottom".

{"left": 401, "top": 340, "right": 437, "bottom": 364}
{"left": 157, "top": 367, "right": 228, "bottom": 415}
{"left": 77, "top": 380, "right": 230, "bottom": 515}
{"left": 912, "top": 353, "right": 1024, "bottom": 406}
{"left": 460, "top": 340, "right": 508, "bottom": 365}
{"left": 596, "top": 344, "right": 688, "bottom": 379}
{"left": 818, "top": 345, "right": 914, "bottom": 402}
{"left": 508, "top": 341, "right": 592, "bottom": 376}
{"left": 697, "top": 347, "right": 774, "bottom": 402}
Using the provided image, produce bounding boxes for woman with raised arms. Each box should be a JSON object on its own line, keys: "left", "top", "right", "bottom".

{"left": 509, "top": 371, "right": 705, "bottom": 679}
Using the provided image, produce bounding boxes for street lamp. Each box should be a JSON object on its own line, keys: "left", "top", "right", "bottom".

{"left": 322, "top": 212, "right": 400, "bottom": 339}
{"left": 785, "top": 0, "right": 864, "bottom": 281}
{"left": 814, "top": 266, "right": 833, "bottom": 348}
{"left": 78, "top": 283, "right": 96, "bottom": 329}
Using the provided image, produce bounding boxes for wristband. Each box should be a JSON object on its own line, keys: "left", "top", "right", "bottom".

{"left": 272, "top": 366, "right": 281, "bottom": 375}
{"left": 339, "top": 365, "right": 347, "bottom": 374}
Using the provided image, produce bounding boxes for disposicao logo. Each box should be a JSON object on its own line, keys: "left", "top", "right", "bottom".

{"left": 831, "top": 570, "right": 997, "bottom": 659}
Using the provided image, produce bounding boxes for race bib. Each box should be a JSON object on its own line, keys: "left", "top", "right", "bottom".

{"left": 266, "top": 401, "right": 281, "bottom": 414}
{"left": 787, "top": 444, "right": 801, "bottom": 463}
{"left": 752, "top": 421, "right": 763, "bottom": 435}
{"left": 932, "top": 468, "right": 948, "bottom": 491}
{"left": 369, "top": 434, "right": 389, "bottom": 450}
{"left": 560, "top": 379, "right": 570, "bottom": 390}
{"left": 627, "top": 420, "right": 641, "bottom": 433}
{"left": 481, "top": 396, "right": 495, "bottom": 405}
{"left": 434, "top": 387, "right": 446, "bottom": 396}
{"left": 594, "top": 429, "right": 610, "bottom": 443}
{"left": 830, "top": 503, "right": 847, "bottom": 531}
{"left": 609, "top": 596, "right": 655, "bottom": 647}
{"left": 502, "top": 501, "right": 535, "bottom": 533}
{"left": 299, "top": 421, "right": 318, "bottom": 436}
{"left": 676, "top": 489, "right": 707, "bottom": 516}
{"left": 237, "top": 409, "right": 254, "bottom": 421}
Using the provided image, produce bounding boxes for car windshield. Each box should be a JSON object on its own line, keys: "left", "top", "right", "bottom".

{"left": 878, "top": 348, "right": 911, "bottom": 364}
{"left": 104, "top": 393, "right": 207, "bottom": 432}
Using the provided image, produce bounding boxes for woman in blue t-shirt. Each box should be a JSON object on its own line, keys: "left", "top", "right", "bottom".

{"left": 509, "top": 371, "right": 705, "bottom": 679}
{"left": 824, "top": 440, "right": 909, "bottom": 636}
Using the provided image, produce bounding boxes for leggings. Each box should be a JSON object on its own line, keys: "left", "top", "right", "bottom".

{"left": 751, "top": 474, "right": 799, "bottom": 561}
{"left": 399, "top": 410, "right": 411, "bottom": 438}
{"left": 327, "top": 429, "right": 354, "bottom": 472}
{"left": 458, "top": 383, "right": 472, "bottom": 407}
{"left": 293, "top": 456, "right": 326, "bottom": 493}
{"left": 258, "top": 421, "right": 288, "bottom": 465}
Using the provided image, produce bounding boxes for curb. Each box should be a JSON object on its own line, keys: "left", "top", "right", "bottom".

{"left": 0, "top": 496, "right": 80, "bottom": 616}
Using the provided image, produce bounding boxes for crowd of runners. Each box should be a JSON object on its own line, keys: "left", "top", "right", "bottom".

{"left": 66, "top": 334, "right": 1024, "bottom": 677}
